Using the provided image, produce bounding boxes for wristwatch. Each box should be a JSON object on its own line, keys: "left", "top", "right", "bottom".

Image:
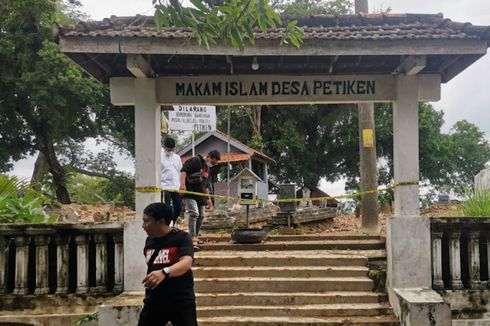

{"left": 162, "top": 267, "right": 170, "bottom": 277}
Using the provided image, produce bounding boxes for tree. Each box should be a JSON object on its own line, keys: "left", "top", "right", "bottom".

{"left": 0, "top": 0, "right": 134, "bottom": 203}
{"left": 218, "top": 102, "right": 490, "bottom": 194}
{"left": 153, "top": 0, "right": 304, "bottom": 50}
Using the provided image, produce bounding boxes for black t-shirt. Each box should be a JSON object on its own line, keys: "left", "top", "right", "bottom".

{"left": 181, "top": 155, "right": 209, "bottom": 205}
{"left": 143, "top": 228, "right": 195, "bottom": 304}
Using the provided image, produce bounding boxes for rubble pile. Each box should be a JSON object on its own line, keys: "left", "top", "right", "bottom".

{"left": 54, "top": 203, "right": 136, "bottom": 223}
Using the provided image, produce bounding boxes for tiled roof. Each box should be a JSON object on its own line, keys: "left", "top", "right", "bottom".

{"left": 55, "top": 13, "right": 490, "bottom": 41}
{"left": 213, "top": 130, "right": 275, "bottom": 163}
{"left": 181, "top": 153, "right": 252, "bottom": 165}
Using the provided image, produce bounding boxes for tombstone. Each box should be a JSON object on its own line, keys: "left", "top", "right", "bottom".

{"left": 475, "top": 167, "right": 490, "bottom": 191}
{"left": 278, "top": 184, "right": 297, "bottom": 212}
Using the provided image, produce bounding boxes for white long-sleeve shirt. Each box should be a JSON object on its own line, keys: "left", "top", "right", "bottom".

{"left": 160, "top": 150, "right": 182, "bottom": 191}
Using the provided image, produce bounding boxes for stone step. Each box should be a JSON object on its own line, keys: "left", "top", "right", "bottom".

{"left": 197, "top": 303, "right": 392, "bottom": 318}
{"left": 194, "top": 251, "right": 367, "bottom": 267}
{"left": 193, "top": 266, "right": 369, "bottom": 278}
{"left": 197, "top": 315, "right": 398, "bottom": 325}
{"left": 201, "top": 234, "right": 383, "bottom": 242}
{"left": 202, "top": 239, "right": 385, "bottom": 251}
{"left": 194, "top": 277, "right": 373, "bottom": 293}
{"left": 195, "top": 291, "right": 387, "bottom": 306}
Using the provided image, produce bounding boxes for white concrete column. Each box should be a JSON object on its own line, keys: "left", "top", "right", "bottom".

{"left": 393, "top": 75, "right": 420, "bottom": 217}
{"left": 468, "top": 231, "right": 482, "bottom": 289}
{"left": 125, "top": 78, "right": 161, "bottom": 292}
{"left": 55, "top": 235, "right": 70, "bottom": 294}
{"left": 449, "top": 231, "right": 464, "bottom": 290}
{"left": 113, "top": 234, "right": 123, "bottom": 293}
{"left": 14, "top": 236, "right": 29, "bottom": 295}
{"left": 0, "top": 236, "right": 7, "bottom": 294}
{"left": 75, "top": 234, "right": 89, "bottom": 294}
{"left": 33, "top": 235, "right": 50, "bottom": 295}
{"left": 94, "top": 233, "right": 107, "bottom": 293}
{"left": 431, "top": 231, "right": 444, "bottom": 289}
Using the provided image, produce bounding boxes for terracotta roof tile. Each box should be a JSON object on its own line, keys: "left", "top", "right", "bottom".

{"left": 55, "top": 13, "right": 490, "bottom": 42}
{"left": 181, "top": 153, "right": 252, "bottom": 165}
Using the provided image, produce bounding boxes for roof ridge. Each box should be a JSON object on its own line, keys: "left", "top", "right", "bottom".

{"left": 214, "top": 129, "right": 275, "bottom": 162}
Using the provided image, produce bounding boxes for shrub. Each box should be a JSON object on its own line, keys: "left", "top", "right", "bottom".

{"left": 458, "top": 188, "right": 490, "bottom": 217}
{"left": 0, "top": 175, "right": 56, "bottom": 223}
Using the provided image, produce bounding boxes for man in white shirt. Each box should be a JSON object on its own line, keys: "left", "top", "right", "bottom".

{"left": 161, "top": 137, "right": 183, "bottom": 225}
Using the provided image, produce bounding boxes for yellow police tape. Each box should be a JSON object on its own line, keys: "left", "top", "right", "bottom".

{"left": 135, "top": 181, "right": 419, "bottom": 204}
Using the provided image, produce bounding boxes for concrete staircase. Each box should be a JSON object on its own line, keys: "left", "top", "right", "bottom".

{"left": 194, "top": 234, "right": 398, "bottom": 325}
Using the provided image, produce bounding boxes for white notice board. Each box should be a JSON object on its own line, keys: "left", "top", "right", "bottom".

{"left": 168, "top": 105, "right": 216, "bottom": 132}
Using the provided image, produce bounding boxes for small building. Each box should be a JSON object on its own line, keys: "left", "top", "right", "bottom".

{"left": 177, "top": 130, "right": 275, "bottom": 203}
{"left": 231, "top": 168, "right": 263, "bottom": 203}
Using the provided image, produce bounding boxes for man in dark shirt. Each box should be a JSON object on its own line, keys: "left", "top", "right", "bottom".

{"left": 138, "top": 202, "right": 197, "bottom": 326}
{"left": 180, "top": 150, "right": 220, "bottom": 250}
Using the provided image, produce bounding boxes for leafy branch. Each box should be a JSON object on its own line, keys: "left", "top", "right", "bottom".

{"left": 153, "top": 0, "right": 304, "bottom": 50}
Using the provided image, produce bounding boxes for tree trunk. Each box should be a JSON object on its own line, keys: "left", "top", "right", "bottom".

{"left": 248, "top": 105, "right": 262, "bottom": 149}
{"left": 38, "top": 133, "right": 71, "bottom": 204}
{"left": 31, "top": 151, "right": 49, "bottom": 192}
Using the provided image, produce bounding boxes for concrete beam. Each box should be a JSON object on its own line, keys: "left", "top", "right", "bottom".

{"left": 394, "top": 56, "right": 427, "bottom": 75}
{"left": 127, "top": 54, "right": 154, "bottom": 78}
{"left": 417, "top": 74, "right": 441, "bottom": 102}
{"left": 110, "top": 77, "right": 135, "bottom": 105}
{"left": 59, "top": 36, "right": 488, "bottom": 57}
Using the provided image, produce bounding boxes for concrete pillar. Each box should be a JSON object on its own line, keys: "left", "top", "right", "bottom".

{"left": 431, "top": 231, "right": 444, "bottom": 289}
{"left": 449, "top": 231, "right": 464, "bottom": 290}
{"left": 393, "top": 75, "right": 420, "bottom": 217}
{"left": 113, "top": 234, "right": 123, "bottom": 293}
{"left": 94, "top": 233, "right": 107, "bottom": 293}
{"left": 468, "top": 231, "right": 482, "bottom": 289}
{"left": 33, "top": 235, "right": 50, "bottom": 295}
{"left": 125, "top": 78, "right": 161, "bottom": 292}
{"left": 75, "top": 234, "right": 89, "bottom": 294}
{"left": 55, "top": 235, "right": 70, "bottom": 294}
{"left": 14, "top": 236, "right": 29, "bottom": 295}
{"left": 0, "top": 236, "right": 7, "bottom": 294}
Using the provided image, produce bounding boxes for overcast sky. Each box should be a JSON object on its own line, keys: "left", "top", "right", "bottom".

{"left": 11, "top": 0, "right": 490, "bottom": 195}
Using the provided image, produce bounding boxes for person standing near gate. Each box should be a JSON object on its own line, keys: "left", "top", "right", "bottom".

{"left": 139, "top": 202, "right": 197, "bottom": 326}
{"left": 180, "top": 150, "right": 220, "bottom": 250}
{"left": 161, "top": 137, "right": 183, "bottom": 225}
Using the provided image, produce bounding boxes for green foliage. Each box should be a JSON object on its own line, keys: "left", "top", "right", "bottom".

{"left": 68, "top": 174, "right": 107, "bottom": 204}
{"left": 374, "top": 103, "right": 490, "bottom": 192}
{"left": 0, "top": 175, "right": 56, "bottom": 223}
{"left": 73, "top": 312, "right": 98, "bottom": 325}
{"left": 459, "top": 188, "right": 490, "bottom": 217}
{"left": 153, "top": 0, "right": 304, "bottom": 50}
{"left": 275, "top": 0, "right": 352, "bottom": 16}
{"left": 0, "top": 0, "right": 136, "bottom": 204}
{"left": 218, "top": 102, "right": 490, "bottom": 195}
{"left": 66, "top": 172, "right": 135, "bottom": 209}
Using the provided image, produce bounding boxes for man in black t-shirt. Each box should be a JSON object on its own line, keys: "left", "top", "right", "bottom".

{"left": 180, "top": 150, "right": 220, "bottom": 249}
{"left": 138, "top": 202, "right": 197, "bottom": 326}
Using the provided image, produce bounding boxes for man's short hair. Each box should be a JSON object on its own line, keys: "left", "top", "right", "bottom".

{"left": 143, "top": 202, "right": 173, "bottom": 225}
{"left": 164, "top": 137, "right": 176, "bottom": 149}
{"left": 208, "top": 149, "right": 221, "bottom": 161}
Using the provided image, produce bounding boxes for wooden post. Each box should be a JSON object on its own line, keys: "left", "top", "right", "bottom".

{"left": 356, "top": 0, "right": 378, "bottom": 233}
